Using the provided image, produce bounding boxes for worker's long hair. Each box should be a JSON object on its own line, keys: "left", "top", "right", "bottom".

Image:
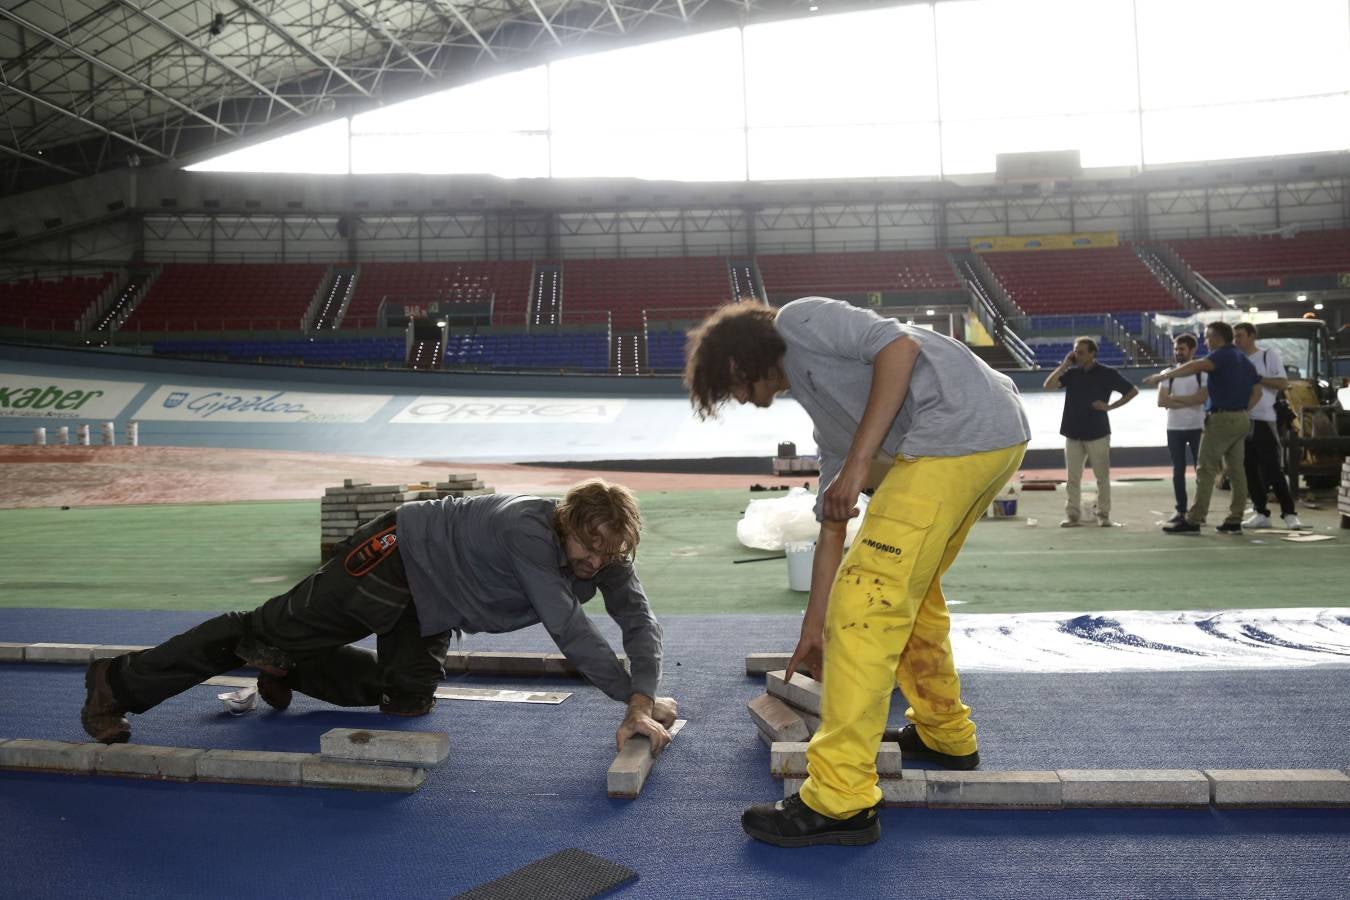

{"left": 683, "top": 302, "right": 785, "bottom": 420}
{"left": 554, "top": 479, "right": 642, "bottom": 560}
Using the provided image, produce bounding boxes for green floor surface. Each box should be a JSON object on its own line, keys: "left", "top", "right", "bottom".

{"left": 0, "top": 485, "right": 1345, "bottom": 614}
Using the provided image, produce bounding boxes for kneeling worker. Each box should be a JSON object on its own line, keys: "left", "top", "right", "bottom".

{"left": 81, "top": 479, "right": 674, "bottom": 755}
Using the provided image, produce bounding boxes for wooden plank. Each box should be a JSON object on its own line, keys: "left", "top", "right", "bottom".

{"left": 606, "top": 719, "right": 686, "bottom": 799}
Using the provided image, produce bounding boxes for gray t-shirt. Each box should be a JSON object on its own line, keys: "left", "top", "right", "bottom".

{"left": 774, "top": 297, "right": 1031, "bottom": 519}
{"left": 395, "top": 494, "right": 662, "bottom": 701}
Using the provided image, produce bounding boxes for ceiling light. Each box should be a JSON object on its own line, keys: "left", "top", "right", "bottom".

{"left": 1313, "top": 303, "right": 1324, "bottom": 310}
{"left": 925, "top": 308, "right": 935, "bottom": 316}
{"left": 1296, "top": 294, "right": 1307, "bottom": 302}
{"left": 1249, "top": 306, "right": 1258, "bottom": 313}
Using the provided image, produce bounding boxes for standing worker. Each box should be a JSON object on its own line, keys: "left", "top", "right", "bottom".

{"left": 1157, "top": 332, "right": 1207, "bottom": 524}
{"left": 1145, "top": 321, "right": 1262, "bottom": 534}
{"left": 1232, "top": 322, "right": 1303, "bottom": 529}
{"left": 1043, "top": 336, "right": 1139, "bottom": 527}
{"left": 683, "top": 297, "right": 1030, "bottom": 848}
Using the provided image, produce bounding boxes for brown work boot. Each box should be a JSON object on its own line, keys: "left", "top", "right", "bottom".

{"left": 379, "top": 694, "right": 436, "bottom": 717}
{"left": 81, "top": 658, "right": 130, "bottom": 744}
{"left": 256, "top": 672, "right": 292, "bottom": 712}
{"left": 234, "top": 634, "right": 293, "bottom": 677}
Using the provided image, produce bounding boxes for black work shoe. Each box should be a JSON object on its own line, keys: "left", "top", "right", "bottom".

{"left": 741, "top": 793, "right": 880, "bottom": 848}
{"left": 81, "top": 658, "right": 130, "bottom": 744}
{"left": 1216, "top": 522, "right": 1243, "bottom": 535}
{"left": 234, "top": 635, "right": 293, "bottom": 676}
{"left": 888, "top": 724, "right": 980, "bottom": 770}
{"left": 1165, "top": 513, "right": 1185, "bottom": 525}
{"left": 256, "top": 672, "right": 292, "bottom": 711}
{"left": 379, "top": 694, "right": 436, "bottom": 717}
{"left": 1162, "top": 519, "right": 1201, "bottom": 534}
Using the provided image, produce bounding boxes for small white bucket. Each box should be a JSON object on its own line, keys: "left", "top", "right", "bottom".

{"left": 785, "top": 540, "right": 815, "bottom": 592}
{"left": 32, "top": 427, "right": 46, "bottom": 445}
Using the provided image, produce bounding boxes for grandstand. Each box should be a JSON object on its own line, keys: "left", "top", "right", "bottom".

{"left": 0, "top": 273, "right": 117, "bottom": 331}
{"left": 1, "top": 2, "right": 1348, "bottom": 898}
{"left": 124, "top": 264, "right": 328, "bottom": 332}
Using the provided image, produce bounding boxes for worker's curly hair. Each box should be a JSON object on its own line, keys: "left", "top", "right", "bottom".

{"left": 554, "top": 479, "right": 642, "bottom": 560}
{"left": 682, "top": 302, "right": 786, "bottom": 421}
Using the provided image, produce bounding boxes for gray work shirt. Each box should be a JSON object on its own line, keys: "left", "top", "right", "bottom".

{"left": 395, "top": 494, "right": 662, "bottom": 701}
{"left": 774, "top": 297, "right": 1031, "bottom": 519}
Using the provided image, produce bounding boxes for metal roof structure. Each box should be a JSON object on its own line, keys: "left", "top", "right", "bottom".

{"left": 1, "top": 0, "right": 854, "bottom": 196}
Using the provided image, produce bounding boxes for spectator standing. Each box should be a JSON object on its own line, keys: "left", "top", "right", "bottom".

{"left": 1232, "top": 323, "right": 1302, "bottom": 529}
{"left": 1145, "top": 322, "right": 1262, "bottom": 534}
{"left": 1157, "top": 333, "right": 1207, "bottom": 524}
{"left": 1043, "top": 337, "right": 1139, "bottom": 527}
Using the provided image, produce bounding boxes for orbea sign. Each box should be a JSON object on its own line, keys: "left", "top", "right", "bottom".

{"left": 133, "top": 385, "right": 390, "bottom": 424}
{"left": 0, "top": 373, "right": 143, "bottom": 419}
{"left": 391, "top": 396, "right": 626, "bottom": 425}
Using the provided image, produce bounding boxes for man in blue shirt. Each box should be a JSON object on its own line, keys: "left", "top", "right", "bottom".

{"left": 1145, "top": 321, "right": 1262, "bottom": 534}
{"left": 1043, "top": 337, "right": 1139, "bottom": 527}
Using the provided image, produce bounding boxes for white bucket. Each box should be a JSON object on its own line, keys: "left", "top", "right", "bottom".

{"left": 56, "top": 426, "right": 69, "bottom": 445}
{"left": 785, "top": 540, "right": 815, "bottom": 592}
{"left": 101, "top": 422, "right": 115, "bottom": 446}
{"left": 126, "top": 420, "right": 139, "bottom": 446}
{"left": 32, "top": 427, "right": 46, "bottom": 445}
{"left": 76, "top": 424, "right": 91, "bottom": 445}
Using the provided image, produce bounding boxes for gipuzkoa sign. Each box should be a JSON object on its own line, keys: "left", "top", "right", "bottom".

{"left": 391, "top": 396, "right": 626, "bottom": 424}
{"left": 134, "top": 385, "right": 390, "bottom": 423}
{"left": 0, "top": 373, "right": 143, "bottom": 419}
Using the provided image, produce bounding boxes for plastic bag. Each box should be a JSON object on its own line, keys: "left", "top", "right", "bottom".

{"left": 737, "top": 487, "right": 869, "bottom": 551}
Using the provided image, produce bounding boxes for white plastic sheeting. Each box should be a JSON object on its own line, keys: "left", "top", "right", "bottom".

{"left": 951, "top": 607, "right": 1350, "bottom": 672}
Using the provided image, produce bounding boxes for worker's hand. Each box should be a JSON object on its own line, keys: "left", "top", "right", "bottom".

{"left": 651, "top": 696, "right": 678, "bottom": 728}
{"left": 1142, "top": 372, "right": 1164, "bottom": 386}
{"left": 1091, "top": 400, "right": 1109, "bottom": 411}
{"left": 1063, "top": 350, "right": 1077, "bottom": 367}
{"left": 820, "top": 464, "right": 866, "bottom": 522}
{"left": 616, "top": 711, "right": 671, "bottom": 756}
{"left": 785, "top": 617, "right": 824, "bottom": 685}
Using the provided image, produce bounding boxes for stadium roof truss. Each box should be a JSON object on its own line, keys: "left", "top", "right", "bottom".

{"left": 0, "top": 0, "right": 850, "bottom": 196}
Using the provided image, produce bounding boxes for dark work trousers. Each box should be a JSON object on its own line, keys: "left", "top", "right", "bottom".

{"left": 109, "top": 511, "right": 450, "bottom": 714}
{"left": 1166, "top": 428, "right": 1202, "bottom": 513}
{"left": 1244, "top": 419, "right": 1296, "bottom": 517}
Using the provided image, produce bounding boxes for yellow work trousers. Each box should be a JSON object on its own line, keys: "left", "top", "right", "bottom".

{"left": 798, "top": 442, "right": 1027, "bottom": 819}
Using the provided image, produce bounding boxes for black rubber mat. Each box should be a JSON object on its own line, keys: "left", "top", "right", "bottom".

{"left": 451, "top": 848, "right": 638, "bottom": 900}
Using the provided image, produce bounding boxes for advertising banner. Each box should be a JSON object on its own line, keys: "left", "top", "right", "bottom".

{"left": 969, "top": 232, "right": 1118, "bottom": 252}
{"left": 0, "top": 373, "right": 143, "bottom": 419}
{"left": 391, "top": 396, "right": 627, "bottom": 425}
{"left": 133, "top": 385, "right": 391, "bottom": 424}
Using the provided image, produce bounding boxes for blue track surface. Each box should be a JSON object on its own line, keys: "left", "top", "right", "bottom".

{"left": 2, "top": 609, "right": 1348, "bottom": 898}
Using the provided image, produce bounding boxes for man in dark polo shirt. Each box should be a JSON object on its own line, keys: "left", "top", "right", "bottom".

{"left": 1145, "top": 321, "right": 1262, "bottom": 534}
{"left": 1043, "top": 336, "right": 1139, "bottom": 527}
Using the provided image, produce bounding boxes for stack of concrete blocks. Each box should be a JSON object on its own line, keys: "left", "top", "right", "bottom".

{"left": 740, "top": 654, "right": 1350, "bottom": 810}
{"left": 1338, "top": 457, "right": 1350, "bottom": 528}
{"left": 0, "top": 728, "right": 448, "bottom": 794}
{"left": 443, "top": 649, "right": 627, "bottom": 678}
{"left": 321, "top": 473, "right": 495, "bottom": 560}
{"left": 751, "top": 669, "right": 925, "bottom": 806}
{"left": 0, "top": 641, "right": 628, "bottom": 683}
